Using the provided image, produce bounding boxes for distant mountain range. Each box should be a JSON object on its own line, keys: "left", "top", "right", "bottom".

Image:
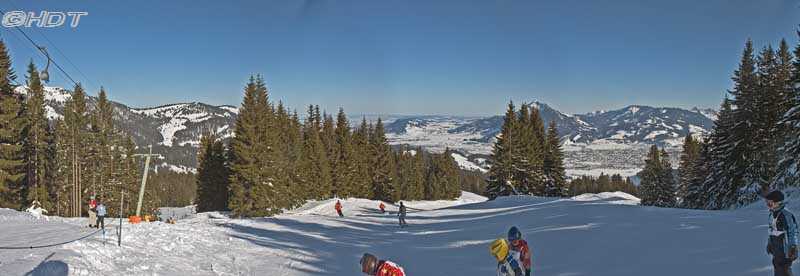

{"left": 21, "top": 86, "right": 717, "bottom": 175}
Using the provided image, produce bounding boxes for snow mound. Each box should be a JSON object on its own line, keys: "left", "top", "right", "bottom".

{"left": 287, "top": 191, "right": 487, "bottom": 217}
{"left": 571, "top": 192, "right": 641, "bottom": 205}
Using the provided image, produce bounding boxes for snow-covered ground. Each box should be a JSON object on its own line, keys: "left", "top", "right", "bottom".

{"left": 0, "top": 191, "right": 780, "bottom": 275}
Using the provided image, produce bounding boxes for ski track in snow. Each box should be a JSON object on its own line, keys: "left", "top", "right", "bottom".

{"left": 0, "top": 191, "right": 782, "bottom": 275}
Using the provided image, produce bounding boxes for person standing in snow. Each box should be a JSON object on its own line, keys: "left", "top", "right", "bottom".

{"left": 379, "top": 202, "right": 386, "bottom": 214}
{"left": 490, "top": 238, "right": 524, "bottom": 276}
{"left": 359, "top": 253, "right": 405, "bottom": 276}
{"left": 96, "top": 200, "right": 107, "bottom": 230}
{"left": 398, "top": 202, "right": 407, "bottom": 227}
{"left": 88, "top": 195, "right": 97, "bottom": 228}
{"left": 508, "top": 226, "right": 532, "bottom": 276}
{"left": 766, "top": 190, "right": 799, "bottom": 276}
{"left": 335, "top": 200, "right": 344, "bottom": 217}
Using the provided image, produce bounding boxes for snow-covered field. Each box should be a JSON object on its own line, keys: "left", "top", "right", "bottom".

{"left": 0, "top": 192, "right": 780, "bottom": 275}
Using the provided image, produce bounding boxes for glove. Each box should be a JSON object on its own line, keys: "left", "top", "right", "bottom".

{"left": 789, "top": 246, "right": 798, "bottom": 260}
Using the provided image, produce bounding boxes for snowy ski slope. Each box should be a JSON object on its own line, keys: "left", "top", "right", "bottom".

{"left": 0, "top": 192, "right": 780, "bottom": 275}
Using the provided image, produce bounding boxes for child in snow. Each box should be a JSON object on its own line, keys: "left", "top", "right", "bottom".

{"left": 88, "top": 195, "right": 97, "bottom": 228}
{"left": 490, "top": 238, "right": 524, "bottom": 276}
{"left": 766, "top": 190, "right": 798, "bottom": 276}
{"left": 379, "top": 202, "right": 386, "bottom": 214}
{"left": 96, "top": 201, "right": 107, "bottom": 230}
{"left": 360, "top": 253, "right": 405, "bottom": 276}
{"left": 25, "top": 200, "right": 48, "bottom": 220}
{"left": 335, "top": 200, "right": 344, "bottom": 217}
{"left": 398, "top": 202, "right": 407, "bottom": 227}
{"left": 508, "top": 226, "right": 532, "bottom": 276}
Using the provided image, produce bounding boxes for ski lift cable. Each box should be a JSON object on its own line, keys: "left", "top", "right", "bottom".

{"left": 0, "top": 9, "right": 81, "bottom": 87}
{"left": 0, "top": 228, "right": 102, "bottom": 250}
{"left": 3, "top": 0, "right": 97, "bottom": 90}
{"left": 0, "top": 28, "right": 40, "bottom": 86}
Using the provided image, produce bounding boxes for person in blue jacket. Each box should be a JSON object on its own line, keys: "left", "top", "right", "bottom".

{"left": 766, "top": 190, "right": 799, "bottom": 276}
{"left": 96, "top": 200, "right": 107, "bottom": 230}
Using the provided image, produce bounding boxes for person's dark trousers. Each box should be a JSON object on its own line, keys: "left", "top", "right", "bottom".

{"left": 525, "top": 268, "right": 531, "bottom": 276}
{"left": 336, "top": 210, "right": 343, "bottom": 217}
{"left": 773, "top": 251, "right": 793, "bottom": 276}
{"left": 97, "top": 216, "right": 105, "bottom": 230}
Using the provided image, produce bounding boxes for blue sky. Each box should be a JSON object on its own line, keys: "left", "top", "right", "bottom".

{"left": 1, "top": 0, "right": 798, "bottom": 116}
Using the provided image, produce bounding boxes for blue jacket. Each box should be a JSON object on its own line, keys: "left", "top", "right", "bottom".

{"left": 96, "top": 204, "right": 107, "bottom": 217}
{"left": 769, "top": 205, "right": 799, "bottom": 257}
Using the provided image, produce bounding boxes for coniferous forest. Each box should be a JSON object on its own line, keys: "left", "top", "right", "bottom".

{"left": 0, "top": 40, "right": 150, "bottom": 217}
{"left": 196, "top": 76, "right": 463, "bottom": 217}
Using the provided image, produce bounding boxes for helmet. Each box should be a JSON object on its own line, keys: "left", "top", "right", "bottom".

{"left": 360, "top": 253, "right": 378, "bottom": 274}
{"left": 489, "top": 239, "right": 509, "bottom": 262}
{"left": 508, "top": 226, "right": 521, "bottom": 242}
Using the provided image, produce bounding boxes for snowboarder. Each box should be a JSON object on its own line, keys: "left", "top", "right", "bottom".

{"left": 335, "top": 200, "right": 344, "bottom": 217}
{"left": 398, "top": 202, "right": 407, "bottom": 227}
{"left": 88, "top": 195, "right": 97, "bottom": 228}
{"left": 766, "top": 190, "right": 798, "bottom": 276}
{"left": 490, "top": 238, "right": 524, "bottom": 276}
{"left": 379, "top": 202, "right": 386, "bottom": 214}
{"left": 359, "top": 253, "right": 405, "bottom": 276}
{"left": 25, "top": 200, "right": 48, "bottom": 219}
{"left": 508, "top": 226, "right": 532, "bottom": 276}
{"left": 96, "top": 200, "right": 107, "bottom": 230}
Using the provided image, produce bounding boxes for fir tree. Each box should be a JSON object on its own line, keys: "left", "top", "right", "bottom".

{"left": 677, "top": 135, "right": 700, "bottom": 207}
{"left": 486, "top": 101, "right": 518, "bottom": 199}
{"left": 20, "top": 62, "right": 50, "bottom": 207}
{"left": 543, "top": 120, "right": 567, "bottom": 197}
{"left": 196, "top": 132, "right": 230, "bottom": 212}
{"left": 300, "top": 105, "right": 332, "bottom": 200}
{"left": 0, "top": 39, "right": 24, "bottom": 209}
{"left": 370, "top": 118, "right": 397, "bottom": 202}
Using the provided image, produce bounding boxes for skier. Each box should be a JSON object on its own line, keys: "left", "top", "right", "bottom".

{"left": 508, "top": 226, "right": 532, "bottom": 276}
{"left": 398, "top": 201, "right": 407, "bottom": 227}
{"left": 766, "top": 190, "right": 798, "bottom": 276}
{"left": 490, "top": 238, "right": 524, "bottom": 276}
{"left": 379, "top": 202, "right": 386, "bottom": 214}
{"left": 335, "top": 200, "right": 344, "bottom": 217}
{"left": 96, "top": 200, "right": 107, "bottom": 230}
{"left": 359, "top": 253, "right": 405, "bottom": 276}
{"left": 88, "top": 195, "right": 97, "bottom": 228}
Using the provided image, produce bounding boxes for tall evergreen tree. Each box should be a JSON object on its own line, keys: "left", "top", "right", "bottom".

{"left": 543, "top": 120, "right": 567, "bottom": 197}
{"left": 486, "top": 101, "right": 518, "bottom": 199}
{"left": 370, "top": 118, "right": 397, "bottom": 202}
{"left": 20, "top": 62, "right": 49, "bottom": 207}
{"left": 332, "top": 108, "right": 355, "bottom": 197}
{"left": 196, "top": 132, "right": 230, "bottom": 212}
{"left": 0, "top": 39, "right": 24, "bottom": 209}
{"left": 775, "top": 33, "right": 800, "bottom": 189}
{"left": 299, "top": 105, "right": 332, "bottom": 200}
{"left": 676, "top": 135, "right": 700, "bottom": 206}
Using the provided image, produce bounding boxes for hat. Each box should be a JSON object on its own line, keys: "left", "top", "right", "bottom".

{"left": 766, "top": 190, "right": 785, "bottom": 202}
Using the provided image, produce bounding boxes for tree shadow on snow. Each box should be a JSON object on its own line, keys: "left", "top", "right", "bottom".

{"left": 25, "top": 253, "right": 68, "bottom": 276}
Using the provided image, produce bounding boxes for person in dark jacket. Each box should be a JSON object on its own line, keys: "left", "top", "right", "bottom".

{"left": 766, "top": 190, "right": 799, "bottom": 276}
{"left": 398, "top": 202, "right": 407, "bottom": 227}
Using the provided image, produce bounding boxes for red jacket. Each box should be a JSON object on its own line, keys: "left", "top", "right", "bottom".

{"left": 335, "top": 202, "right": 342, "bottom": 211}
{"left": 511, "top": 239, "right": 532, "bottom": 269}
{"left": 375, "top": 261, "right": 405, "bottom": 276}
{"left": 89, "top": 199, "right": 97, "bottom": 209}
{"left": 379, "top": 203, "right": 386, "bottom": 211}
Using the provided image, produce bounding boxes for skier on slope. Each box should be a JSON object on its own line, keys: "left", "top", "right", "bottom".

{"left": 335, "top": 200, "right": 344, "bottom": 217}
{"left": 398, "top": 202, "right": 407, "bottom": 227}
{"left": 379, "top": 202, "right": 386, "bottom": 214}
{"left": 766, "top": 190, "right": 799, "bottom": 276}
{"left": 88, "top": 195, "right": 97, "bottom": 228}
{"left": 96, "top": 200, "right": 107, "bottom": 230}
{"left": 508, "top": 226, "right": 532, "bottom": 276}
{"left": 360, "top": 253, "right": 405, "bottom": 276}
{"left": 490, "top": 238, "right": 524, "bottom": 276}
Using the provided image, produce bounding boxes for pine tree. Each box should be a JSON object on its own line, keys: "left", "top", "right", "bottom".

{"left": 60, "top": 84, "right": 91, "bottom": 216}
{"left": 228, "top": 76, "right": 274, "bottom": 216}
{"left": 0, "top": 39, "right": 24, "bottom": 209}
{"left": 683, "top": 138, "right": 711, "bottom": 209}
{"left": 658, "top": 149, "right": 677, "bottom": 207}
{"left": 20, "top": 62, "right": 50, "bottom": 207}
{"left": 774, "top": 33, "right": 800, "bottom": 189}
{"left": 486, "top": 101, "right": 518, "bottom": 199}
{"left": 196, "top": 132, "right": 230, "bottom": 212}
{"left": 370, "top": 118, "right": 397, "bottom": 202}
{"left": 704, "top": 98, "right": 739, "bottom": 209}
{"left": 639, "top": 145, "right": 676, "bottom": 207}
{"left": 543, "top": 120, "right": 567, "bottom": 197}
{"left": 351, "top": 118, "right": 372, "bottom": 199}
{"left": 676, "top": 135, "right": 700, "bottom": 206}
{"left": 299, "top": 105, "right": 332, "bottom": 200}
{"left": 332, "top": 108, "right": 355, "bottom": 198}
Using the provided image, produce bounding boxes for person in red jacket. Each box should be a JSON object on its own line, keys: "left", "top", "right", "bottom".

{"left": 508, "top": 226, "right": 532, "bottom": 276}
{"left": 360, "top": 253, "right": 405, "bottom": 276}
{"left": 335, "top": 200, "right": 344, "bottom": 217}
{"left": 379, "top": 202, "right": 386, "bottom": 214}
